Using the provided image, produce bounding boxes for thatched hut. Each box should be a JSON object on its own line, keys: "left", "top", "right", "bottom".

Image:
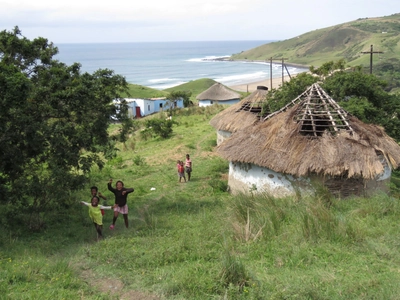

{"left": 196, "top": 83, "right": 241, "bottom": 107}
{"left": 217, "top": 83, "right": 400, "bottom": 198}
{"left": 209, "top": 86, "right": 269, "bottom": 145}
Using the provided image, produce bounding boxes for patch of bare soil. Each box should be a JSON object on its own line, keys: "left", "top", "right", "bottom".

{"left": 80, "top": 269, "right": 161, "bottom": 300}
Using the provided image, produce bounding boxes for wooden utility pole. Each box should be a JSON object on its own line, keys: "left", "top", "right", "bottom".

{"left": 269, "top": 57, "right": 289, "bottom": 89}
{"left": 269, "top": 57, "right": 273, "bottom": 90}
{"left": 361, "top": 45, "right": 383, "bottom": 74}
{"left": 281, "top": 58, "right": 288, "bottom": 85}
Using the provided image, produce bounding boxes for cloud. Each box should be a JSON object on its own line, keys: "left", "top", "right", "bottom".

{"left": 0, "top": 0, "right": 398, "bottom": 43}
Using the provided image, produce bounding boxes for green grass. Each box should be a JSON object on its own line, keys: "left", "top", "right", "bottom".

{"left": 120, "top": 78, "right": 248, "bottom": 104}
{"left": 164, "top": 78, "right": 218, "bottom": 95}
{"left": 164, "top": 78, "right": 248, "bottom": 102}
{"left": 121, "top": 83, "right": 169, "bottom": 98}
{"left": 3, "top": 106, "right": 400, "bottom": 299}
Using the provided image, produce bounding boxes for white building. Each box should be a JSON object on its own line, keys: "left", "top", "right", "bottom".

{"left": 124, "top": 97, "right": 184, "bottom": 118}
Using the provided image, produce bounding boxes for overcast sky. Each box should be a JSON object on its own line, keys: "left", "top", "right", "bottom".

{"left": 1, "top": 0, "right": 398, "bottom": 43}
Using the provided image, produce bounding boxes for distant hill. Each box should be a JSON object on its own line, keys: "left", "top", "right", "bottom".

{"left": 164, "top": 78, "right": 248, "bottom": 101}
{"left": 230, "top": 13, "right": 400, "bottom": 67}
{"left": 164, "top": 78, "right": 217, "bottom": 96}
{"left": 121, "top": 79, "right": 247, "bottom": 101}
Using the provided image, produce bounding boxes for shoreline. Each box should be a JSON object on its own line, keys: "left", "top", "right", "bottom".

{"left": 213, "top": 57, "right": 309, "bottom": 92}
{"left": 228, "top": 74, "right": 299, "bottom": 93}
{"left": 216, "top": 57, "right": 310, "bottom": 70}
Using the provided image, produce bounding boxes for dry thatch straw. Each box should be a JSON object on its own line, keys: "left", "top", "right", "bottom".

{"left": 209, "top": 86, "right": 268, "bottom": 133}
{"left": 217, "top": 84, "right": 400, "bottom": 179}
{"left": 196, "top": 82, "right": 240, "bottom": 101}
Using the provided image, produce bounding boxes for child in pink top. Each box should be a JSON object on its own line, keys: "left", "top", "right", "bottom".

{"left": 185, "top": 154, "right": 192, "bottom": 181}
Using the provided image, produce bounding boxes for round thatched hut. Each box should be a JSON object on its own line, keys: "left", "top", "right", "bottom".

{"left": 209, "top": 86, "right": 269, "bottom": 145}
{"left": 196, "top": 83, "right": 241, "bottom": 107}
{"left": 217, "top": 83, "right": 400, "bottom": 198}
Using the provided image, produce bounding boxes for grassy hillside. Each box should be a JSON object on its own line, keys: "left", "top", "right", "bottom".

{"left": 121, "top": 83, "right": 169, "bottom": 98}
{"left": 121, "top": 79, "right": 247, "bottom": 103}
{"left": 231, "top": 13, "right": 400, "bottom": 67}
{"left": 3, "top": 106, "right": 400, "bottom": 299}
{"left": 164, "top": 78, "right": 248, "bottom": 101}
{"left": 164, "top": 78, "right": 217, "bottom": 95}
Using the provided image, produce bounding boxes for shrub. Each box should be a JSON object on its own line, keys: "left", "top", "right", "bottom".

{"left": 132, "top": 155, "right": 146, "bottom": 166}
{"left": 144, "top": 118, "right": 176, "bottom": 139}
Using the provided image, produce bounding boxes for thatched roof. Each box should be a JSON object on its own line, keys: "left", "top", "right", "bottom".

{"left": 217, "top": 83, "right": 400, "bottom": 179}
{"left": 209, "top": 86, "right": 269, "bottom": 132}
{"left": 196, "top": 83, "right": 240, "bottom": 101}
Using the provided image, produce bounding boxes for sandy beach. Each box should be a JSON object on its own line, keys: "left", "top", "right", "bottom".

{"left": 228, "top": 74, "right": 295, "bottom": 93}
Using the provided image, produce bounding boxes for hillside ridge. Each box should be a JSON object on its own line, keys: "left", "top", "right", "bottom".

{"left": 230, "top": 13, "right": 400, "bottom": 67}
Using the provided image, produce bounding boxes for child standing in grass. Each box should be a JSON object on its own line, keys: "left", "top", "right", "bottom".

{"left": 90, "top": 186, "right": 107, "bottom": 216}
{"left": 185, "top": 154, "right": 192, "bottom": 181}
{"left": 107, "top": 178, "right": 134, "bottom": 229}
{"left": 81, "top": 196, "right": 115, "bottom": 240}
{"left": 177, "top": 160, "right": 186, "bottom": 183}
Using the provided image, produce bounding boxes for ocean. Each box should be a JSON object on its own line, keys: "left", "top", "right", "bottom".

{"left": 55, "top": 41, "right": 306, "bottom": 90}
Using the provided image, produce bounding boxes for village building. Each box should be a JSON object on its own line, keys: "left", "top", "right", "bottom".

{"left": 196, "top": 82, "right": 241, "bottom": 107}
{"left": 209, "top": 86, "right": 269, "bottom": 145}
{"left": 124, "top": 97, "right": 184, "bottom": 118}
{"left": 217, "top": 83, "right": 400, "bottom": 198}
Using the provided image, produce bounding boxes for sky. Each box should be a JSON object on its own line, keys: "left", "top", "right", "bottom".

{"left": 1, "top": 0, "right": 399, "bottom": 43}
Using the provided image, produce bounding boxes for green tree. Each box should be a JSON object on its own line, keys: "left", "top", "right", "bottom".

{"left": 265, "top": 72, "right": 318, "bottom": 112}
{"left": 169, "top": 90, "right": 192, "bottom": 108}
{"left": 264, "top": 60, "right": 400, "bottom": 141}
{"left": 0, "top": 27, "right": 129, "bottom": 229}
{"left": 322, "top": 69, "right": 400, "bottom": 140}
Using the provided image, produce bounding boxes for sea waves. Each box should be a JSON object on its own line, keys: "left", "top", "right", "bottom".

{"left": 55, "top": 41, "right": 307, "bottom": 90}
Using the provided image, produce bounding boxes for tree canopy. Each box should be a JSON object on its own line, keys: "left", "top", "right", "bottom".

{"left": 0, "top": 27, "right": 130, "bottom": 229}
{"left": 265, "top": 60, "right": 400, "bottom": 142}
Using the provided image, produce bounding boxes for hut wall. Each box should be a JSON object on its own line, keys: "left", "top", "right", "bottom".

{"left": 320, "top": 175, "right": 391, "bottom": 198}
{"left": 199, "top": 100, "right": 213, "bottom": 107}
{"left": 316, "top": 160, "right": 391, "bottom": 198}
{"left": 217, "top": 130, "right": 232, "bottom": 146}
{"left": 364, "top": 177, "right": 391, "bottom": 196}
{"left": 228, "top": 162, "right": 391, "bottom": 198}
{"left": 199, "top": 99, "right": 240, "bottom": 107}
{"left": 227, "top": 162, "right": 313, "bottom": 197}
{"left": 215, "top": 99, "right": 241, "bottom": 106}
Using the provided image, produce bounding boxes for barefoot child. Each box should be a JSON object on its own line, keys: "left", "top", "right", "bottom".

{"left": 177, "top": 160, "right": 186, "bottom": 183}
{"left": 107, "top": 179, "right": 134, "bottom": 229}
{"left": 81, "top": 196, "right": 115, "bottom": 240}
{"left": 185, "top": 154, "right": 192, "bottom": 181}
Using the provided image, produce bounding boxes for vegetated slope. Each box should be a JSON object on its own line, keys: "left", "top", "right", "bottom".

{"left": 164, "top": 78, "right": 217, "bottom": 95}
{"left": 120, "top": 79, "right": 246, "bottom": 102}
{"left": 164, "top": 78, "right": 248, "bottom": 101}
{"left": 121, "top": 83, "right": 169, "bottom": 99}
{"left": 230, "top": 13, "right": 400, "bottom": 67}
